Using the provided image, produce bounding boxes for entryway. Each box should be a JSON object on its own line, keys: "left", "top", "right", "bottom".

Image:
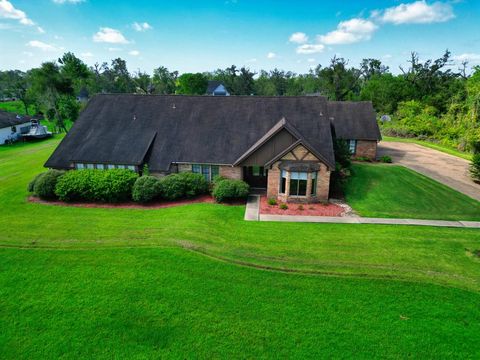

{"left": 243, "top": 166, "right": 268, "bottom": 189}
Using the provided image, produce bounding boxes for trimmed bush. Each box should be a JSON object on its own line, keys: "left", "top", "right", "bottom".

{"left": 471, "top": 153, "right": 480, "bottom": 183}
{"left": 132, "top": 176, "right": 162, "bottom": 203}
{"left": 160, "top": 172, "right": 209, "bottom": 200}
{"left": 212, "top": 179, "right": 249, "bottom": 203}
{"left": 28, "top": 172, "right": 46, "bottom": 193}
{"left": 55, "top": 169, "right": 138, "bottom": 203}
{"left": 267, "top": 198, "right": 277, "bottom": 206}
{"left": 380, "top": 155, "right": 392, "bottom": 163}
{"left": 279, "top": 203, "right": 288, "bottom": 210}
{"left": 31, "top": 170, "right": 65, "bottom": 200}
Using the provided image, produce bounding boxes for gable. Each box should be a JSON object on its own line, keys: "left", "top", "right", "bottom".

{"left": 239, "top": 128, "right": 297, "bottom": 166}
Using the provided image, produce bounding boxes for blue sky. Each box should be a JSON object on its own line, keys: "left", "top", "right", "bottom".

{"left": 0, "top": 0, "right": 479, "bottom": 74}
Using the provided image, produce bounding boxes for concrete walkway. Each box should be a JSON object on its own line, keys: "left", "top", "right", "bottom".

{"left": 245, "top": 196, "right": 480, "bottom": 228}
{"left": 378, "top": 141, "right": 480, "bottom": 201}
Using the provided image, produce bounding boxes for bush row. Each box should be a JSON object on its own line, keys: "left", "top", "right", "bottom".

{"left": 28, "top": 169, "right": 249, "bottom": 203}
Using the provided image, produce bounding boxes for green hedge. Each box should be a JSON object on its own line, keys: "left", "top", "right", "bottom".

{"left": 132, "top": 176, "right": 162, "bottom": 203}
{"left": 160, "top": 172, "right": 209, "bottom": 200}
{"left": 55, "top": 169, "right": 138, "bottom": 203}
{"left": 28, "top": 170, "right": 65, "bottom": 200}
{"left": 212, "top": 179, "right": 249, "bottom": 202}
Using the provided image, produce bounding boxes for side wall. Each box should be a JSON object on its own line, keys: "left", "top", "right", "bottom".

{"left": 355, "top": 140, "right": 377, "bottom": 159}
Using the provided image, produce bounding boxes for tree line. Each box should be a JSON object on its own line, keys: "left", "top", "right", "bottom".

{"left": 0, "top": 50, "right": 478, "bottom": 152}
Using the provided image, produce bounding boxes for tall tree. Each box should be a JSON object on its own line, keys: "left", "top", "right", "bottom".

{"left": 133, "top": 71, "right": 153, "bottom": 94}
{"left": 315, "top": 56, "right": 361, "bottom": 101}
{"left": 152, "top": 66, "right": 178, "bottom": 94}
{"left": 176, "top": 73, "right": 208, "bottom": 95}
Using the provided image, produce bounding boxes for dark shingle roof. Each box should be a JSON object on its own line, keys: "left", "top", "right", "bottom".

{"left": 328, "top": 101, "right": 381, "bottom": 141}
{"left": 45, "top": 95, "right": 336, "bottom": 171}
{"left": 0, "top": 110, "right": 31, "bottom": 129}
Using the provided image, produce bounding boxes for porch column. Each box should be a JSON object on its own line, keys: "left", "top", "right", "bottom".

{"left": 306, "top": 172, "right": 313, "bottom": 200}
{"left": 285, "top": 171, "right": 291, "bottom": 196}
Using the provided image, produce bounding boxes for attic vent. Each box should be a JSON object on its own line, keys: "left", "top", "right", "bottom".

{"left": 133, "top": 114, "right": 137, "bottom": 121}
{"left": 172, "top": 103, "right": 176, "bottom": 109}
{"left": 329, "top": 116, "right": 334, "bottom": 121}
{"left": 319, "top": 112, "right": 323, "bottom": 116}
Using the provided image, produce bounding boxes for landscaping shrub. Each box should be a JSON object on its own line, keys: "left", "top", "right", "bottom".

{"left": 354, "top": 156, "right": 372, "bottom": 162}
{"left": 279, "top": 203, "right": 288, "bottom": 210}
{"left": 297, "top": 205, "right": 304, "bottom": 211}
{"left": 160, "top": 172, "right": 209, "bottom": 200}
{"left": 132, "top": 176, "right": 162, "bottom": 203}
{"left": 267, "top": 198, "right": 277, "bottom": 206}
{"left": 31, "top": 170, "right": 65, "bottom": 200}
{"left": 212, "top": 179, "right": 249, "bottom": 202}
{"left": 379, "top": 155, "right": 392, "bottom": 163}
{"left": 55, "top": 169, "right": 138, "bottom": 202}
{"left": 28, "top": 172, "right": 46, "bottom": 193}
{"left": 470, "top": 153, "right": 480, "bottom": 183}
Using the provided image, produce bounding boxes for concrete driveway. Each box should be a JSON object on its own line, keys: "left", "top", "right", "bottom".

{"left": 378, "top": 142, "right": 480, "bottom": 202}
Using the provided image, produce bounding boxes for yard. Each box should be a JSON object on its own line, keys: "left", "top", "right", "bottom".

{"left": 1, "top": 138, "right": 480, "bottom": 358}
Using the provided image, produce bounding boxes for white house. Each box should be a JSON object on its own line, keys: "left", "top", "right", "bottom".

{"left": 206, "top": 81, "right": 230, "bottom": 96}
{"left": 0, "top": 110, "right": 31, "bottom": 145}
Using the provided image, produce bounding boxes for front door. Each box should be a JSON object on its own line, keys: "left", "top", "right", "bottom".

{"left": 243, "top": 166, "right": 268, "bottom": 189}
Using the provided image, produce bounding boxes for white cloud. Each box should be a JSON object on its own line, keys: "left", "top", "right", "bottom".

{"left": 377, "top": 1, "right": 454, "bottom": 25}
{"left": 52, "top": 0, "right": 85, "bottom": 3}
{"left": 245, "top": 58, "right": 257, "bottom": 63}
{"left": 453, "top": 53, "right": 480, "bottom": 64}
{"left": 128, "top": 50, "right": 140, "bottom": 56}
{"left": 22, "top": 51, "right": 33, "bottom": 57}
{"left": 318, "top": 18, "right": 377, "bottom": 45}
{"left": 81, "top": 51, "right": 94, "bottom": 58}
{"left": 93, "top": 27, "right": 129, "bottom": 44}
{"left": 307, "top": 58, "right": 316, "bottom": 63}
{"left": 267, "top": 52, "right": 276, "bottom": 59}
{"left": 0, "top": 0, "right": 34, "bottom": 26}
{"left": 26, "top": 40, "right": 59, "bottom": 51}
{"left": 37, "top": 26, "right": 45, "bottom": 33}
{"left": 132, "top": 22, "right": 152, "bottom": 32}
{"left": 108, "top": 47, "right": 122, "bottom": 52}
{"left": 289, "top": 32, "right": 308, "bottom": 44}
{"left": 296, "top": 43, "right": 325, "bottom": 54}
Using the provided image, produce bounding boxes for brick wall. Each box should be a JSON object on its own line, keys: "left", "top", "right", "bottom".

{"left": 220, "top": 166, "right": 242, "bottom": 179}
{"left": 355, "top": 140, "right": 377, "bottom": 160}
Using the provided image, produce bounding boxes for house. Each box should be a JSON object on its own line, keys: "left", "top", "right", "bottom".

{"left": 206, "top": 81, "right": 230, "bottom": 96}
{"left": 0, "top": 110, "right": 32, "bottom": 145}
{"left": 45, "top": 95, "right": 381, "bottom": 203}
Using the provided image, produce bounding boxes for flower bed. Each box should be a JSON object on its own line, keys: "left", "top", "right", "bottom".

{"left": 260, "top": 196, "right": 345, "bottom": 216}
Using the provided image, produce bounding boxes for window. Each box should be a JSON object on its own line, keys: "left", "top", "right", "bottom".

{"left": 107, "top": 164, "right": 115, "bottom": 170}
{"left": 128, "top": 166, "right": 135, "bottom": 171}
{"left": 311, "top": 172, "right": 317, "bottom": 195}
{"left": 76, "top": 163, "right": 85, "bottom": 170}
{"left": 86, "top": 164, "right": 94, "bottom": 169}
{"left": 280, "top": 170, "right": 287, "bottom": 194}
{"left": 192, "top": 164, "right": 218, "bottom": 182}
{"left": 348, "top": 140, "right": 357, "bottom": 154}
{"left": 117, "top": 165, "right": 125, "bottom": 169}
{"left": 211, "top": 165, "right": 219, "bottom": 180}
{"left": 252, "top": 166, "right": 260, "bottom": 176}
{"left": 290, "top": 172, "right": 308, "bottom": 196}
{"left": 96, "top": 164, "right": 105, "bottom": 170}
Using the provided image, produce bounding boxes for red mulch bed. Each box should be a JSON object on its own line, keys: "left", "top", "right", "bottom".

{"left": 28, "top": 195, "right": 231, "bottom": 210}
{"left": 259, "top": 196, "right": 345, "bottom": 216}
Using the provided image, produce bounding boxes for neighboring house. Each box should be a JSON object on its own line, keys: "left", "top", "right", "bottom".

{"left": 206, "top": 81, "right": 230, "bottom": 96}
{"left": 0, "top": 110, "right": 31, "bottom": 145}
{"left": 45, "top": 95, "right": 381, "bottom": 203}
{"left": 76, "top": 88, "right": 89, "bottom": 103}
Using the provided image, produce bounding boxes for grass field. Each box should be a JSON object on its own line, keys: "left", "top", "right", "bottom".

{"left": 1, "top": 138, "right": 480, "bottom": 358}
{"left": 345, "top": 163, "right": 480, "bottom": 221}
{"left": 382, "top": 135, "right": 473, "bottom": 160}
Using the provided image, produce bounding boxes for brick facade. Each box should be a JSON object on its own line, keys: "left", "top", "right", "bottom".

{"left": 355, "top": 140, "right": 377, "bottom": 160}
{"left": 266, "top": 145, "right": 331, "bottom": 203}
{"left": 219, "top": 166, "right": 242, "bottom": 180}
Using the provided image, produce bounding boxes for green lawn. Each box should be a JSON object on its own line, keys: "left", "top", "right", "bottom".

{"left": 0, "top": 100, "right": 35, "bottom": 115}
{"left": 345, "top": 163, "right": 480, "bottom": 221}
{"left": 382, "top": 135, "right": 473, "bottom": 160}
{"left": 1, "top": 139, "right": 480, "bottom": 358}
